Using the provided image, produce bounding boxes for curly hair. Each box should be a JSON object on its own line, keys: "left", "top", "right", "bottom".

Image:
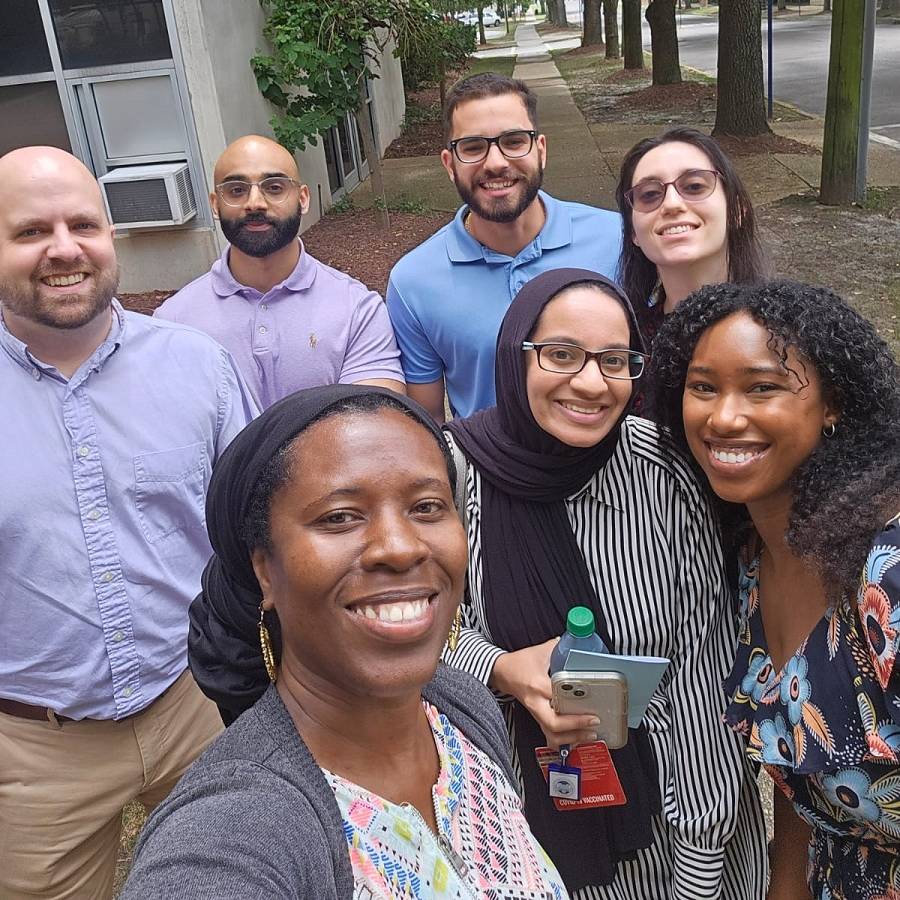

{"left": 649, "top": 279, "right": 900, "bottom": 600}
{"left": 615, "top": 127, "right": 765, "bottom": 335}
{"left": 240, "top": 393, "right": 457, "bottom": 553}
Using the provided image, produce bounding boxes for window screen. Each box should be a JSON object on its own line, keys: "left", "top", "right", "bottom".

{"left": 0, "top": 0, "right": 52, "bottom": 77}
{"left": 49, "top": 0, "right": 172, "bottom": 70}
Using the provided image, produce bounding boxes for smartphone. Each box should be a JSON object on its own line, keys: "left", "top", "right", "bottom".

{"left": 550, "top": 670, "right": 628, "bottom": 750}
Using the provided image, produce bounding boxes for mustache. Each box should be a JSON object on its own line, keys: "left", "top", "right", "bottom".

{"left": 237, "top": 213, "right": 277, "bottom": 226}
{"left": 34, "top": 260, "right": 95, "bottom": 279}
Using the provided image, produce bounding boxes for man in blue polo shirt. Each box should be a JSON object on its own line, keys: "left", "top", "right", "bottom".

{"left": 386, "top": 73, "right": 622, "bottom": 420}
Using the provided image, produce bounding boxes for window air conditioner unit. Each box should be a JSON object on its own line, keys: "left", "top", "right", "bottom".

{"left": 99, "top": 162, "right": 197, "bottom": 229}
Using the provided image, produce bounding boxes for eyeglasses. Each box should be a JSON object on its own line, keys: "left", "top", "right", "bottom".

{"left": 448, "top": 129, "right": 537, "bottom": 164}
{"left": 215, "top": 177, "right": 299, "bottom": 207}
{"left": 624, "top": 169, "right": 721, "bottom": 213}
{"left": 522, "top": 342, "right": 648, "bottom": 380}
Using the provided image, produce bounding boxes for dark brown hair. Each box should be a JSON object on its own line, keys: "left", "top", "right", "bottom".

{"left": 443, "top": 73, "right": 538, "bottom": 140}
{"left": 615, "top": 127, "right": 765, "bottom": 334}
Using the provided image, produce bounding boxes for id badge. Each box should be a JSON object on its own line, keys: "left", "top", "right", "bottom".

{"left": 535, "top": 742, "right": 627, "bottom": 810}
{"left": 547, "top": 762, "right": 581, "bottom": 800}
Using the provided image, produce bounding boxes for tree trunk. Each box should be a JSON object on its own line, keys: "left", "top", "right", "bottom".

{"left": 477, "top": 4, "right": 487, "bottom": 44}
{"left": 583, "top": 0, "right": 604, "bottom": 45}
{"left": 820, "top": 0, "right": 866, "bottom": 204}
{"left": 557, "top": 0, "right": 569, "bottom": 26}
{"left": 547, "top": 0, "right": 557, "bottom": 24}
{"left": 645, "top": 0, "right": 681, "bottom": 84}
{"left": 880, "top": 0, "right": 900, "bottom": 12}
{"left": 777, "top": 0, "right": 787, "bottom": 10}
{"left": 823, "top": 0, "right": 831, "bottom": 10}
{"left": 356, "top": 81, "right": 389, "bottom": 229}
{"left": 713, "top": 0, "right": 771, "bottom": 136}
{"left": 623, "top": 0, "right": 644, "bottom": 68}
{"left": 603, "top": 0, "right": 620, "bottom": 57}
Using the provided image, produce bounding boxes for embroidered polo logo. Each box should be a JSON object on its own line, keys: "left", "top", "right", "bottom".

{"left": 309, "top": 333, "right": 318, "bottom": 349}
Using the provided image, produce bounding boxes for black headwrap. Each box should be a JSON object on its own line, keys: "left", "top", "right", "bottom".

{"left": 445, "top": 268, "right": 661, "bottom": 891}
{"left": 188, "top": 384, "right": 454, "bottom": 725}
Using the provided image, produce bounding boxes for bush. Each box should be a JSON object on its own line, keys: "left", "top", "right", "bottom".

{"left": 399, "top": 15, "right": 476, "bottom": 94}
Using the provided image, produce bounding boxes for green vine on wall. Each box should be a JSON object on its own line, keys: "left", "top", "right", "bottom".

{"left": 252, "top": 0, "right": 430, "bottom": 153}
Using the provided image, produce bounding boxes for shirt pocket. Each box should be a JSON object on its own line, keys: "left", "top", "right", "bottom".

{"left": 134, "top": 442, "right": 209, "bottom": 544}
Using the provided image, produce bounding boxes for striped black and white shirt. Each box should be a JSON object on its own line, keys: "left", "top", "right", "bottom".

{"left": 444, "top": 417, "right": 768, "bottom": 900}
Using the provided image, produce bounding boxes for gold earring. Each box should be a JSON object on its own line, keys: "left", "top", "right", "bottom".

{"left": 258, "top": 604, "right": 278, "bottom": 683}
{"left": 447, "top": 607, "right": 462, "bottom": 652}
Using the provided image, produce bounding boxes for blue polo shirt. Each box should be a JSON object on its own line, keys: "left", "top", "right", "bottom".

{"left": 385, "top": 191, "right": 622, "bottom": 417}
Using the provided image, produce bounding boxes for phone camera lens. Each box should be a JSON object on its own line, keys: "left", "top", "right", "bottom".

{"left": 573, "top": 689, "right": 586, "bottom": 697}
{"left": 561, "top": 683, "right": 573, "bottom": 691}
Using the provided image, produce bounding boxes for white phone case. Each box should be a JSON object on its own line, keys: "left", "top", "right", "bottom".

{"left": 550, "top": 669, "right": 629, "bottom": 749}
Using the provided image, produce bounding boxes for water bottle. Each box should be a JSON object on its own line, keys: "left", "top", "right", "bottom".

{"left": 549, "top": 606, "right": 607, "bottom": 675}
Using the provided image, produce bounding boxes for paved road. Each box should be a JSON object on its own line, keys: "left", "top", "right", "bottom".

{"left": 657, "top": 12, "right": 900, "bottom": 142}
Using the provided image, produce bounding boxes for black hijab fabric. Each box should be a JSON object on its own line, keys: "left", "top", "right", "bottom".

{"left": 445, "top": 269, "right": 661, "bottom": 890}
{"left": 188, "top": 384, "right": 453, "bottom": 725}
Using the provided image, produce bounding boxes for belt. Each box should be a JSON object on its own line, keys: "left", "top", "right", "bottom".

{"left": 0, "top": 698, "right": 75, "bottom": 724}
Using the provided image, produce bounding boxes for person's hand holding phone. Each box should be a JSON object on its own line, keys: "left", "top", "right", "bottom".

{"left": 489, "top": 638, "right": 601, "bottom": 749}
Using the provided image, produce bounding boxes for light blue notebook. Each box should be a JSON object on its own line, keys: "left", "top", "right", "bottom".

{"left": 564, "top": 650, "right": 670, "bottom": 728}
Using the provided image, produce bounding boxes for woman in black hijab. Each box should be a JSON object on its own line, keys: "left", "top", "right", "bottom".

{"left": 444, "top": 269, "right": 768, "bottom": 899}
{"left": 125, "top": 385, "right": 568, "bottom": 899}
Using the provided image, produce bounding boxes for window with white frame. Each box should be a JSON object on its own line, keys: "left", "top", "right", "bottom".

{"left": 0, "top": 0, "right": 208, "bottom": 228}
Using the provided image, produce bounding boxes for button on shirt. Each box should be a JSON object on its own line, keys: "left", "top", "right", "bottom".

{"left": 0, "top": 302, "right": 258, "bottom": 720}
{"left": 386, "top": 190, "right": 623, "bottom": 418}
{"left": 154, "top": 241, "right": 404, "bottom": 410}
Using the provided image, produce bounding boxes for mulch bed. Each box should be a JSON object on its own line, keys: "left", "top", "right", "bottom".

{"left": 119, "top": 290, "right": 172, "bottom": 315}
{"left": 715, "top": 132, "right": 818, "bottom": 157}
{"left": 301, "top": 207, "right": 452, "bottom": 296}
{"left": 623, "top": 81, "right": 717, "bottom": 111}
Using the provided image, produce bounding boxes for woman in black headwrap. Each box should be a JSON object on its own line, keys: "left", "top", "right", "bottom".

{"left": 443, "top": 269, "right": 768, "bottom": 899}
{"left": 123, "top": 385, "right": 568, "bottom": 899}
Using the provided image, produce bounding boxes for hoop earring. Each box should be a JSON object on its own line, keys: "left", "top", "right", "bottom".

{"left": 822, "top": 422, "right": 836, "bottom": 438}
{"left": 258, "top": 604, "right": 278, "bottom": 683}
{"left": 447, "top": 607, "right": 462, "bottom": 652}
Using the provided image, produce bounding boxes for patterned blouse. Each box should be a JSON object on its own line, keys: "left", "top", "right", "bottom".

{"left": 323, "top": 701, "right": 568, "bottom": 900}
{"left": 724, "top": 515, "right": 900, "bottom": 900}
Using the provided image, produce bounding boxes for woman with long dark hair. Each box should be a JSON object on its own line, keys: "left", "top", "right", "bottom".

{"left": 651, "top": 280, "right": 900, "bottom": 899}
{"left": 615, "top": 127, "right": 765, "bottom": 344}
{"left": 444, "top": 268, "right": 768, "bottom": 899}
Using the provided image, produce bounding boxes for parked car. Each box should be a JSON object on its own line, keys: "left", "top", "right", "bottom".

{"left": 454, "top": 8, "right": 503, "bottom": 27}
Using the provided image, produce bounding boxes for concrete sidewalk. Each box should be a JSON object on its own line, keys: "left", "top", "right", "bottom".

{"left": 357, "top": 22, "right": 898, "bottom": 213}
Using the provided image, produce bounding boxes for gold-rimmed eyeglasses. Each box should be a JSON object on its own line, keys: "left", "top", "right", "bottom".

{"left": 215, "top": 177, "right": 300, "bottom": 207}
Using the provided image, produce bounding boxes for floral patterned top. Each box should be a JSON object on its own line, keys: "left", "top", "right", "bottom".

{"left": 723, "top": 516, "right": 900, "bottom": 900}
{"left": 323, "top": 702, "right": 568, "bottom": 900}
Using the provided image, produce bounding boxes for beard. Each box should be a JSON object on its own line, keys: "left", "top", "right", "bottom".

{"left": 0, "top": 262, "right": 118, "bottom": 331}
{"left": 220, "top": 210, "right": 302, "bottom": 258}
{"left": 454, "top": 162, "right": 544, "bottom": 224}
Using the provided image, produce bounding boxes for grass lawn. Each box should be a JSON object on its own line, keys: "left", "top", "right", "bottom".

{"left": 466, "top": 53, "right": 516, "bottom": 78}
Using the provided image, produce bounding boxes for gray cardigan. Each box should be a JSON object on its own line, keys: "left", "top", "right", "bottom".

{"left": 122, "top": 664, "right": 516, "bottom": 899}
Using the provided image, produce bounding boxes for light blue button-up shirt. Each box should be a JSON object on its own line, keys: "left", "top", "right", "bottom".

{"left": 386, "top": 191, "right": 623, "bottom": 417}
{"left": 0, "top": 302, "right": 258, "bottom": 720}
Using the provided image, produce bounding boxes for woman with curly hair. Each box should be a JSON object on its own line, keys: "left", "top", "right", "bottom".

{"left": 615, "top": 128, "right": 765, "bottom": 346}
{"left": 650, "top": 279, "right": 900, "bottom": 900}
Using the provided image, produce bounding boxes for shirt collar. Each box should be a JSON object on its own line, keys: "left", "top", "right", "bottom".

{"left": 210, "top": 239, "right": 315, "bottom": 297}
{"left": 0, "top": 299, "right": 125, "bottom": 379}
{"left": 567, "top": 421, "right": 633, "bottom": 512}
{"left": 445, "top": 191, "right": 573, "bottom": 263}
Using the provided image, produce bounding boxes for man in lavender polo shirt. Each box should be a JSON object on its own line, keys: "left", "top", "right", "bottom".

{"left": 155, "top": 135, "right": 405, "bottom": 409}
{"left": 0, "top": 146, "right": 258, "bottom": 899}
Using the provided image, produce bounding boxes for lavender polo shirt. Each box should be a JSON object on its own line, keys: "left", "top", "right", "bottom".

{"left": 154, "top": 242, "right": 405, "bottom": 410}
{"left": 0, "top": 302, "right": 258, "bottom": 720}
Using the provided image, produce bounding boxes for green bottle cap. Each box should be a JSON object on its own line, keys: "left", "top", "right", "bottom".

{"left": 566, "top": 606, "right": 595, "bottom": 638}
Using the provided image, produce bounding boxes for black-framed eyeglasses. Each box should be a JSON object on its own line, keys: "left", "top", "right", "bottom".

{"left": 448, "top": 129, "right": 537, "bottom": 164}
{"left": 624, "top": 169, "right": 721, "bottom": 213}
{"left": 522, "top": 342, "right": 648, "bottom": 380}
{"left": 215, "top": 176, "right": 300, "bottom": 207}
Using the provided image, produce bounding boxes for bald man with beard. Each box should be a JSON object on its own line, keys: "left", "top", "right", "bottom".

{"left": 155, "top": 135, "right": 405, "bottom": 409}
{"left": 0, "top": 146, "right": 257, "bottom": 899}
